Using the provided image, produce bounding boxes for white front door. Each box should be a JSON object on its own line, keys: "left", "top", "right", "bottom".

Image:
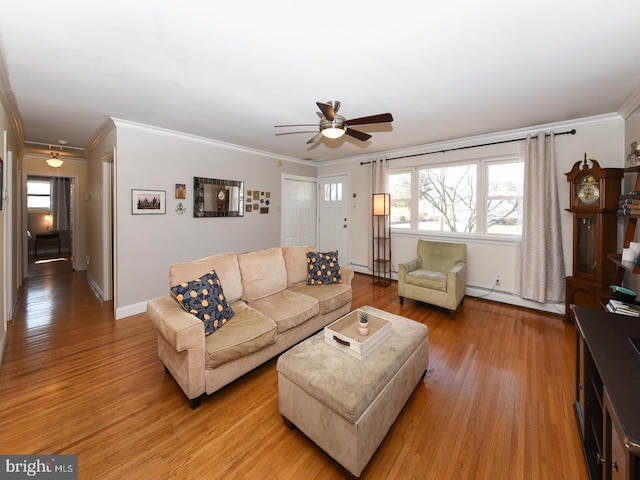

{"left": 318, "top": 174, "right": 349, "bottom": 267}
{"left": 281, "top": 175, "right": 317, "bottom": 246}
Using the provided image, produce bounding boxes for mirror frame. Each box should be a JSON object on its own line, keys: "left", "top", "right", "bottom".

{"left": 193, "top": 176, "right": 244, "bottom": 217}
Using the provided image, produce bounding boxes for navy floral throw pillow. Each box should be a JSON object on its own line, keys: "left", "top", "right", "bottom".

{"left": 170, "top": 270, "right": 234, "bottom": 335}
{"left": 306, "top": 250, "right": 342, "bottom": 285}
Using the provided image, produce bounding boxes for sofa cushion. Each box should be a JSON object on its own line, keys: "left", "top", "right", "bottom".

{"left": 170, "top": 270, "right": 235, "bottom": 335}
{"left": 249, "top": 289, "right": 319, "bottom": 333}
{"left": 204, "top": 302, "right": 277, "bottom": 369}
{"left": 405, "top": 269, "right": 448, "bottom": 292}
{"left": 169, "top": 252, "right": 243, "bottom": 303}
{"left": 238, "top": 247, "right": 288, "bottom": 302}
{"left": 282, "top": 245, "right": 316, "bottom": 286}
{"left": 307, "top": 251, "right": 342, "bottom": 285}
{"left": 288, "top": 283, "right": 352, "bottom": 315}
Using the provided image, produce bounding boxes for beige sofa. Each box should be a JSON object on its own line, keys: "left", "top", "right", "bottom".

{"left": 147, "top": 246, "right": 353, "bottom": 408}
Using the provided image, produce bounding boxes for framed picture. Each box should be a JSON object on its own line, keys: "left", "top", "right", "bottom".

{"left": 175, "top": 183, "right": 186, "bottom": 199}
{"left": 132, "top": 189, "right": 166, "bottom": 215}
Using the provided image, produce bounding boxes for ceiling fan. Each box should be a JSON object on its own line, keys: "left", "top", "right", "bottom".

{"left": 275, "top": 100, "right": 393, "bottom": 144}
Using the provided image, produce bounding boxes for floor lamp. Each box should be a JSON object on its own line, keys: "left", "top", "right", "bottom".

{"left": 372, "top": 193, "right": 391, "bottom": 286}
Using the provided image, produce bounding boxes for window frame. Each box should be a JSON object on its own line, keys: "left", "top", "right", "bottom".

{"left": 388, "top": 154, "right": 523, "bottom": 241}
{"left": 27, "top": 177, "right": 52, "bottom": 212}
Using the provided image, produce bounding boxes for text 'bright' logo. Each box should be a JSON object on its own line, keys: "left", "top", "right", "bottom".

{"left": 1, "top": 455, "right": 77, "bottom": 479}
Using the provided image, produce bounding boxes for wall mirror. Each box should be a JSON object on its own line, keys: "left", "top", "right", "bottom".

{"left": 193, "top": 177, "right": 244, "bottom": 217}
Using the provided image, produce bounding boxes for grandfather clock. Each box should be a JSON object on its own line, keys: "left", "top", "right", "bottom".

{"left": 216, "top": 185, "right": 228, "bottom": 212}
{"left": 564, "top": 154, "right": 623, "bottom": 322}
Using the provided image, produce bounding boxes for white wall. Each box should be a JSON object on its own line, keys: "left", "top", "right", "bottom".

{"left": 113, "top": 121, "right": 316, "bottom": 319}
{"left": 85, "top": 125, "right": 117, "bottom": 299}
{"left": 318, "top": 114, "right": 626, "bottom": 314}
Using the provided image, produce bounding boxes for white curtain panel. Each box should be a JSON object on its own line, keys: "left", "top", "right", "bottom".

{"left": 519, "top": 133, "right": 566, "bottom": 303}
{"left": 368, "top": 159, "right": 388, "bottom": 270}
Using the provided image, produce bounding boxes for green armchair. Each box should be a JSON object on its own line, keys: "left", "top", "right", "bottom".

{"left": 398, "top": 240, "right": 467, "bottom": 319}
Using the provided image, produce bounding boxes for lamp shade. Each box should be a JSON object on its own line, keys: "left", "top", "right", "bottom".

{"left": 321, "top": 122, "right": 346, "bottom": 139}
{"left": 46, "top": 152, "right": 63, "bottom": 168}
{"left": 372, "top": 193, "right": 390, "bottom": 216}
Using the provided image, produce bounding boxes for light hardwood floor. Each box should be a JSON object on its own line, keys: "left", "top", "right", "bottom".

{"left": 0, "top": 263, "right": 588, "bottom": 479}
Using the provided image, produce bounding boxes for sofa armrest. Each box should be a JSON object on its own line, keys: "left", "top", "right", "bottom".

{"left": 147, "top": 296, "right": 205, "bottom": 352}
{"left": 341, "top": 266, "right": 355, "bottom": 286}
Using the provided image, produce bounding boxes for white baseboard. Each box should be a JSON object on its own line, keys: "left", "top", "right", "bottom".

{"left": 115, "top": 301, "right": 147, "bottom": 320}
{"left": 86, "top": 272, "right": 104, "bottom": 300}
{"left": 465, "top": 286, "right": 565, "bottom": 316}
{"left": 349, "top": 264, "right": 565, "bottom": 316}
{"left": 0, "top": 328, "right": 6, "bottom": 366}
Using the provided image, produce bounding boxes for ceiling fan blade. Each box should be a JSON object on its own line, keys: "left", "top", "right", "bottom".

{"left": 275, "top": 124, "right": 318, "bottom": 128}
{"left": 316, "top": 102, "right": 335, "bottom": 121}
{"left": 345, "top": 113, "right": 393, "bottom": 126}
{"left": 275, "top": 131, "right": 317, "bottom": 136}
{"left": 306, "top": 131, "right": 324, "bottom": 144}
{"left": 345, "top": 128, "right": 372, "bottom": 142}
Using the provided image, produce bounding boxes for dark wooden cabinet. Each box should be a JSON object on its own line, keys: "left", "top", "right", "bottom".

{"left": 573, "top": 306, "right": 640, "bottom": 480}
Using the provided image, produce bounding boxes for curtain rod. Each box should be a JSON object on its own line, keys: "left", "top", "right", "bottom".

{"left": 360, "top": 129, "right": 576, "bottom": 165}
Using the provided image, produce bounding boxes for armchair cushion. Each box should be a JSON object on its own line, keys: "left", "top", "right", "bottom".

{"left": 405, "top": 270, "right": 447, "bottom": 292}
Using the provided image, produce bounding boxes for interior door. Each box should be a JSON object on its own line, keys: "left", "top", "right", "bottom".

{"left": 281, "top": 176, "right": 316, "bottom": 246}
{"left": 318, "top": 174, "right": 349, "bottom": 266}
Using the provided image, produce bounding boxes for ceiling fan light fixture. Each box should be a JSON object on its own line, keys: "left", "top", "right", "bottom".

{"left": 320, "top": 120, "right": 346, "bottom": 139}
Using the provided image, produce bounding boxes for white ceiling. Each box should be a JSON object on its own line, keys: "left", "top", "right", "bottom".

{"left": 1, "top": 1, "right": 640, "bottom": 162}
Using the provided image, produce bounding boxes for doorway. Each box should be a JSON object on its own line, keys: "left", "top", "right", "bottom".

{"left": 281, "top": 175, "right": 317, "bottom": 246}
{"left": 25, "top": 175, "right": 74, "bottom": 277}
{"left": 318, "top": 174, "right": 350, "bottom": 267}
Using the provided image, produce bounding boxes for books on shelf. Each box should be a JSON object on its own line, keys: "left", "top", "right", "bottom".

{"left": 607, "top": 299, "right": 640, "bottom": 316}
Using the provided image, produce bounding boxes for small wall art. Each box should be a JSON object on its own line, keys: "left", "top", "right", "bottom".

{"left": 246, "top": 204, "right": 252, "bottom": 212}
{"left": 132, "top": 189, "right": 166, "bottom": 215}
{"left": 175, "top": 184, "right": 186, "bottom": 199}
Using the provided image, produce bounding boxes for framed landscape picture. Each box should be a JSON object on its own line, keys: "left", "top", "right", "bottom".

{"left": 132, "top": 189, "right": 166, "bottom": 215}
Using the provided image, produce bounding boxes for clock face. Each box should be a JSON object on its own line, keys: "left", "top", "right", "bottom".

{"left": 577, "top": 183, "right": 600, "bottom": 205}
{"left": 217, "top": 189, "right": 226, "bottom": 200}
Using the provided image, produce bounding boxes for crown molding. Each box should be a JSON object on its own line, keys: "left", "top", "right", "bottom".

{"left": 618, "top": 84, "right": 640, "bottom": 119}
{"left": 110, "top": 117, "right": 310, "bottom": 166}
{"left": 0, "top": 47, "right": 25, "bottom": 155}
{"left": 324, "top": 113, "right": 623, "bottom": 167}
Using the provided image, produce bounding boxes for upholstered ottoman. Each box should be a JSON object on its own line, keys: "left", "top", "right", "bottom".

{"left": 276, "top": 306, "right": 429, "bottom": 479}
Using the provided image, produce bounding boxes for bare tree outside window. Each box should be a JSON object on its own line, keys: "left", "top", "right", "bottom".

{"left": 389, "top": 172, "right": 411, "bottom": 229}
{"left": 388, "top": 157, "right": 523, "bottom": 236}
{"left": 419, "top": 164, "right": 477, "bottom": 233}
{"left": 486, "top": 162, "right": 523, "bottom": 235}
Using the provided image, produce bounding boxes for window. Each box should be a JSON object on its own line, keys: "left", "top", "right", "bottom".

{"left": 324, "top": 182, "right": 342, "bottom": 202}
{"left": 419, "top": 164, "right": 477, "bottom": 233}
{"left": 388, "top": 156, "right": 523, "bottom": 237}
{"left": 389, "top": 172, "right": 411, "bottom": 229}
{"left": 27, "top": 178, "right": 51, "bottom": 210}
{"left": 486, "top": 162, "right": 524, "bottom": 235}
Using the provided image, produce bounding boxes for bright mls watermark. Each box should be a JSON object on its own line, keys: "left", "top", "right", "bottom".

{"left": 0, "top": 455, "right": 77, "bottom": 479}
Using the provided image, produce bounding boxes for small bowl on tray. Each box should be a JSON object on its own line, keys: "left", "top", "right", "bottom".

{"left": 610, "top": 285, "right": 637, "bottom": 302}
